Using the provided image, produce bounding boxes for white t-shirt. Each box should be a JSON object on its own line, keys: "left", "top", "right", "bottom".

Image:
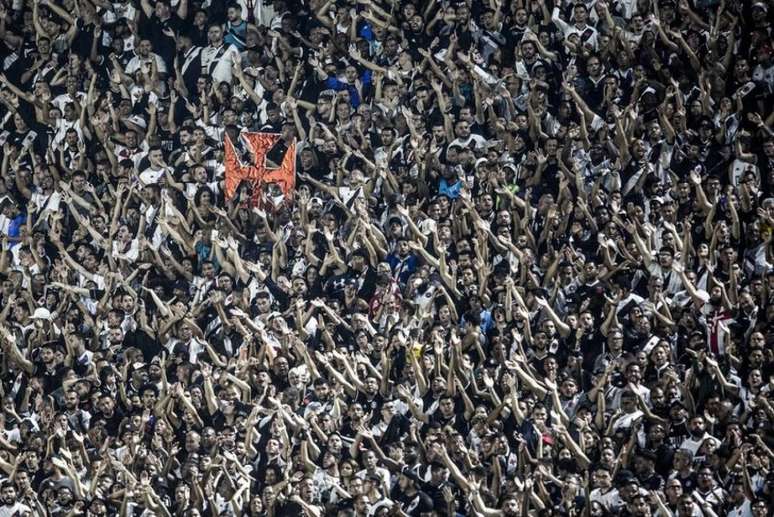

{"left": 125, "top": 53, "right": 168, "bottom": 75}
{"left": 112, "top": 239, "right": 139, "bottom": 262}
{"left": 450, "top": 134, "right": 488, "bottom": 150}
{"left": 0, "top": 502, "right": 32, "bottom": 517}
{"left": 52, "top": 117, "right": 85, "bottom": 148}
{"left": 31, "top": 190, "right": 62, "bottom": 214}
{"left": 590, "top": 487, "right": 621, "bottom": 512}
{"left": 551, "top": 8, "right": 599, "bottom": 49}
{"left": 680, "top": 432, "right": 720, "bottom": 457}
{"left": 200, "top": 44, "right": 240, "bottom": 85}
{"left": 355, "top": 467, "right": 391, "bottom": 491}
{"left": 611, "top": 410, "right": 644, "bottom": 432}
{"left": 726, "top": 499, "right": 752, "bottom": 517}
{"left": 51, "top": 92, "right": 87, "bottom": 112}
{"left": 138, "top": 166, "right": 168, "bottom": 186}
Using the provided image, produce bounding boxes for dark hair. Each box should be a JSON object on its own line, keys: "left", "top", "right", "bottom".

{"left": 141, "top": 384, "right": 160, "bottom": 397}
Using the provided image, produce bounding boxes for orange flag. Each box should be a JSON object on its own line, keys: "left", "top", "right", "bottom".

{"left": 224, "top": 132, "right": 296, "bottom": 207}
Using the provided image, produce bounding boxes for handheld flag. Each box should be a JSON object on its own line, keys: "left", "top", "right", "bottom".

{"left": 224, "top": 132, "right": 296, "bottom": 207}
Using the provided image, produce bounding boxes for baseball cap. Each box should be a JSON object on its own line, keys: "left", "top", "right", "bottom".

{"left": 31, "top": 308, "right": 52, "bottom": 321}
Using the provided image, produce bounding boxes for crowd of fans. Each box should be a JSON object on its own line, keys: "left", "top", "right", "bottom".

{"left": 0, "top": 0, "right": 773, "bottom": 515}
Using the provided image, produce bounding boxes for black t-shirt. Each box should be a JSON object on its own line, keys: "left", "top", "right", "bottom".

{"left": 352, "top": 266, "right": 379, "bottom": 301}
{"left": 356, "top": 391, "right": 385, "bottom": 424}
{"left": 124, "top": 328, "right": 162, "bottom": 362}
{"left": 274, "top": 500, "right": 304, "bottom": 517}
{"left": 502, "top": 26, "right": 527, "bottom": 66}
{"left": 429, "top": 407, "right": 468, "bottom": 436}
{"left": 7, "top": 100, "right": 50, "bottom": 156}
{"left": 380, "top": 413, "right": 410, "bottom": 447}
{"left": 394, "top": 489, "right": 434, "bottom": 516}
{"left": 403, "top": 29, "right": 430, "bottom": 61}
{"left": 33, "top": 361, "right": 66, "bottom": 396}
{"left": 209, "top": 401, "right": 250, "bottom": 431}
{"left": 138, "top": 13, "right": 184, "bottom": 69}
{"left": 503, "top": 415, "right": 541, "bottom": 454}
{"left": 94, "top": 406, "right": 125, "bottom": 437}
{"left": 575, "top": 281, "right": 607, "bottom": 320}
{"left": 666, "top": 419, "right": 690, "bottom": 449}
{"left": 70, "top": 19, "right": 95, "bottom": 60}
{"left": 416, "top": 478, "right": 455, "bottom": 512}
{"left": 571, "top": 329, "right": 606, "bottom": 374}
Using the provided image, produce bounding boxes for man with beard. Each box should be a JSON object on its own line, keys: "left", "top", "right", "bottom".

{"left": 372, "top": 400, "right": 410, "bottom": 446}
{"left": 631, "top": 230, "right": 684, "bottom": 296}
{"left": 347, "top": 249, "right": 379, "bottom": 301}
{"left": 385, "top": 237, "right": 418, "bottom": 286}
{"left": 93, "top": 394, "right": 125, "bottom": 437}
{"left": 633, "top": 449, "right": 663, "bottom": 491}
{"left": 680, "top": 416, "right": 719, "bottom": 457}
{"left": 33, "top": 341, "right": 67, "bottom": 396}
{"left": 624, "top": 492, "right": 653, "bottom": 517}
{"left": 62, "top": 389, "right": 91, "bottom": 434}
{"left": 12, "top": 469, "right": 42, "bottom": 514}
{"left": 200, "top": 24, "right": 240, "bottom": 85}
{"left": 326, "top": 351, "right": 385, "bottom": 423}
{"left": 300, "top": 433, "right": 341, "bottom": 499}
{"left": 679, "top": 267, "right": 734, "bottom": 356}
{"left": 175, "top": 29, "right": 202, "bottom": 97}
{"left": 303, "top": 377, "right": 335, "bottom": 419}
{"left": 391, "top": 469, "right": 433, "bottom": 516}
{"left": 0, "top": 480, "right": 31, "bottom": 516}
{"left": 607, "top": 362, "right": 651, "bottom": 411}
{"left": 423, "top": 394, "right": 468, "bottom": 436}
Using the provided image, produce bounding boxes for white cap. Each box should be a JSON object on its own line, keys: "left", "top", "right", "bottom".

{"left": 126, "top": 114, "right": 147, "bottom": 129}
{"left": 31, "top": 308, "right": 52, "bottom": 321}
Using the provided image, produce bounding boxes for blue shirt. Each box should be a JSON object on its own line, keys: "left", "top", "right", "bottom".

{"left": 439, "top": 178, "right": 462, "bottom": 199}
{"left": 324, "top": 77, "right": 363, "bottom": 108}
{"left": 224, "top": 20, "right": 247, "bottom": 51}
{"left": 385, "top": 253, "right": 417, "bottom": 285}
{"left": 8, "top": 213, "right": 26, "bottom": 246}
{"left": 461, "top": 309, "right": 493, "bottom": 335}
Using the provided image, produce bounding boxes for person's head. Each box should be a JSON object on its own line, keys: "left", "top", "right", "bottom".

{"left": 752, "top": 500, "right": 769, "bottom": 517}
{"left": 728, "top": 479, "right": 746, "bottom": 503}
{"left": 185, "top": 430, "right": 201, "bottom": 453}
{"left": 628, "top": 493, "right": 651, "bottom": 517}
{"left": 174, "top": 483, "right": 191, "bottom": 506}
{"left": 0, "top": 481, "right": 15, "bottom": 504}
{"left": 438, "top": 395, "right": 455, "bottom": 418}
{"left": 592, "top": 465, "right": 612, "bottom": 489}
{"left": 428, "top": 460, "right": 448, "bottom": 485}
{"left": 64, "top": 389, "right": 80, "bottom": 410}
{"left": 688, "top": 458, "right": 713, "bottom": 485}
{"left": 624, "top": 362, "right": 642, "bottom": 384}
{"left": 227, "top": 2, "right": 243, "bottom": 22}
{"left": 208, "top": 24, "right": 224, "bottom": 45}
{"left": 531, "top": 403, "right": 548, "bottom": 426}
